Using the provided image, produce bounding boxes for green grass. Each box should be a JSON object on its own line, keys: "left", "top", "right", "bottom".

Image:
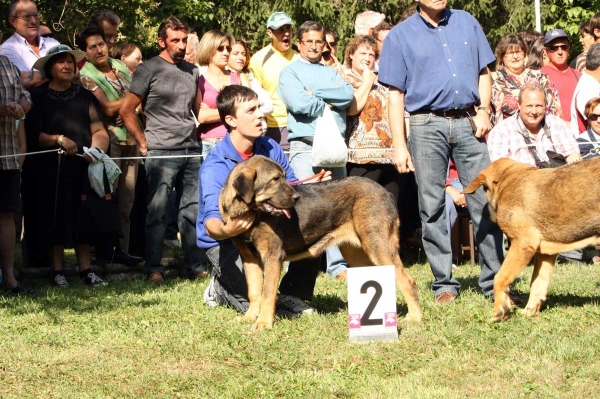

{"left": 1, "top": 260, "right": 600, "bottom": 398}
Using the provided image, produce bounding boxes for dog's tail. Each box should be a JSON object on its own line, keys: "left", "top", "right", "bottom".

{"left": 462, "top": 173, "right": 486, "bottom": 194}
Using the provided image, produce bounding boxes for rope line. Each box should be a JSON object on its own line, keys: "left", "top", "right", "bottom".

{"left": 2, "top": 141, "right": 599, "bottom": 161}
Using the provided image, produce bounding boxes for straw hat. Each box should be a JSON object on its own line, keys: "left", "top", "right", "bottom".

{"left": 32, "top": 44, "right": 86, "bottom": 71}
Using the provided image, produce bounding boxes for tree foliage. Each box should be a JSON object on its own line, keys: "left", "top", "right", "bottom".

{"left": 0, "top": 0, "right": 597, "bottom": 59}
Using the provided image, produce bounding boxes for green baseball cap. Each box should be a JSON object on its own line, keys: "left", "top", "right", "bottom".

{"left": 267, "top": 12, "right": 293, "bottom": 30}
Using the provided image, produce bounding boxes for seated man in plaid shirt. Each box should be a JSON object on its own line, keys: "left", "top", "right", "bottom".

{"left": 488, "top": 82, "right": 581, "bottom": 167}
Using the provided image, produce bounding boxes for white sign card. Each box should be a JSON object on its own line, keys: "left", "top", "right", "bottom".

{"left": 347, "top": 265, "right": 399, "bottom": 342}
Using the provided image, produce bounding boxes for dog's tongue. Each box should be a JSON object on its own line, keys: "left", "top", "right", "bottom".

{"left": 283, "top": 209, "right": 291, "bottom": 219}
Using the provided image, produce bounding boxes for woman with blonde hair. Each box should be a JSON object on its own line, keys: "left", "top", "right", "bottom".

{"left": 196, "top": 30, "right": 250, "bottom": 154}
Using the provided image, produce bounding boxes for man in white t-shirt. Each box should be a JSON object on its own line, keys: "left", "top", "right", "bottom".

{"left": 571, "top": 44, "right": 600, "bottom": 136}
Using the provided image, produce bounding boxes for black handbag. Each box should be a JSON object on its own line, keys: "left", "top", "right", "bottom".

{"left": 518, "top": 119, "right": 567, "bottom": 168}
{"left": 78, "top": 167, "right": 123, "bottom": 243}
{"left": 544, "top": 150, "right": 567, "bottom": 168}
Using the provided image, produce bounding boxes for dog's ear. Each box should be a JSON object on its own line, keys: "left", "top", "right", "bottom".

{"left": 462, "top": 172, "right": 487, "bottom": 194}
{"left": 233, "top": 168, "right": 257, "bottom": 204}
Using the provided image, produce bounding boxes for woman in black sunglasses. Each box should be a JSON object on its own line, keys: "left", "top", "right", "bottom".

{"left": 578, "top": 97, "right": 600, "bottom": 158}
{"left": 196, "top": 30, "right": 250, "bottom": 155}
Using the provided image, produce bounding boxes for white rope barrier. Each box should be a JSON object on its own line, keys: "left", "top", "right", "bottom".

{"left": 2, "top": 141, "right": 599, "bottom": 161}
{"left": 0, "top": 148, "right": 61, "bottom": 159}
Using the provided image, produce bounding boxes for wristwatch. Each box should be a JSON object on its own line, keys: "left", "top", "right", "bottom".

{"left": 477, "top": 106, "right": 491, "bottom": 115}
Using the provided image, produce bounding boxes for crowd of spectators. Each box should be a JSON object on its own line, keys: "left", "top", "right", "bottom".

{"left": 1, "top": 0, "right": 599, "bottom": 310}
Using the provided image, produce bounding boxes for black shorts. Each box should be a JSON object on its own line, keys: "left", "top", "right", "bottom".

{"left": 0, "top": 169, "right": 21, "bottom": 213}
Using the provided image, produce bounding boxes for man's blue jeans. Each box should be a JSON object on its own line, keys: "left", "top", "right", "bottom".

{"left": 144, "top": 148, "right": 207, "bottom": 276}
{"left": 289, "top": 140, "right": 348, "bottom": 277}
{"left": 408, "top": 114, "right": 504, "bottom": 298}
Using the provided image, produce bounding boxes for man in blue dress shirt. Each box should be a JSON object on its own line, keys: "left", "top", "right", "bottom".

{"left": 378, "top": 0, "right": 521, "bottom": 305}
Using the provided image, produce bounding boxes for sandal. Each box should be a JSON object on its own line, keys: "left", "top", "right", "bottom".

{"left": 9, "top": 282, "right": 35, "bottom": 295}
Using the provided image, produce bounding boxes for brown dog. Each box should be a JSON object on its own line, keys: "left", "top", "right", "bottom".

{"left": 463, "top": 157, "right": 600, "bottom": 321}
{"left": 219, "top": 155, "right": 423, "bottom": 332}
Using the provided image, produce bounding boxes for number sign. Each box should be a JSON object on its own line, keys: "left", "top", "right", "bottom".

{"left": 347, "top": 265, "right": 399, "bottom": 342}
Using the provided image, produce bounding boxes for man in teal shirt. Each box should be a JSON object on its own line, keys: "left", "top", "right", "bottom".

{"left": 278, "top": 20, "right": 354, "bottom": 279}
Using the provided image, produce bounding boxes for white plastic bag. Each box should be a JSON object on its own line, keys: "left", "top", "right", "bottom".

{"left": 311, "top": 106, "right": 348, "bottom": 167}
{"left": 84, "top": 147, "right": 122, "bottom": 197}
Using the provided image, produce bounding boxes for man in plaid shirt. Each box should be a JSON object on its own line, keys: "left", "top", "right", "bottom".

{"left": 0, "top": 54, "right": 32, "bottom": 293}
{"left": 488, "top": 82, "right": 581, "bottom": 166}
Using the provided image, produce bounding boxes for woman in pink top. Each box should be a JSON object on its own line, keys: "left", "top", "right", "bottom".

{"left": 196, "top": 30, "right": 249, "bottom": 154}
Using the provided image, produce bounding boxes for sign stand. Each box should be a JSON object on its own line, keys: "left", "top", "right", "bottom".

{"left": 347, "top": 265, "right": 399, "bottom": 342}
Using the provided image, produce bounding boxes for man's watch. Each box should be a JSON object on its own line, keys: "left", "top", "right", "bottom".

{"left": 477, "top": 106, "right": 491, "bottom": 115}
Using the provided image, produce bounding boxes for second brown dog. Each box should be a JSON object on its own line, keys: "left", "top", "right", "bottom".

{"left": 463, "top": 157, "right": 600, "bottom": 321}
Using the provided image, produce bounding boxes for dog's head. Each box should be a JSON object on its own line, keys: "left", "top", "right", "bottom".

{"left": 462, "top": 158, "right": 533, "bottom": 216}
{"left": 220, "top": 155, "right": 300, "bottom": 220}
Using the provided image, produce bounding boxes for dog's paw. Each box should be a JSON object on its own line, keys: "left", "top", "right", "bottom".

{"left": 490, "top": 314, "right": 508, "bottom": 322}
{"left": 521, "top": 305, "right": 541, "bottom": 317}
{"left": 404, "top": 312, "right": 423, "bottom": 323}
{"left": 490, "top": 308, "right": 510, "bottom": 322}
{"left": 235, "top": 315, "right": 257, "bottom": 323}
{"left": 250, "top": 320, "right": 273, "bottom": 332}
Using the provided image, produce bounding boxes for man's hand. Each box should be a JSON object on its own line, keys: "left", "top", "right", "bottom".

{"left": 566, "top": 152, "right": 582, "bottom": 164}
{"left": 61, "top": 136, "right": 78, "bottom": 156}
{"left": 473, "top": 110, "right": 492, "bottom": 138}
{"left": 0, "top": 102, "right": 21, "bottom": 118}
{"left": 392, "top": 146, "right": 415, "bottom": 173}
{"left": 446, "top": 186, "right": 466, "bottom": 207}
{"left": 223, "top": 213, "right": 256, "bottom": 237}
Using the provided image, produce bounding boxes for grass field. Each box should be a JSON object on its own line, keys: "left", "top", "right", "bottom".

{"left": 1, "top": 258, "right": 600, "bottom": 398}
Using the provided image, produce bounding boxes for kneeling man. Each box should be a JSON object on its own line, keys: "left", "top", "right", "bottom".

{"left": 196, "top": 85, "right": 328, "bottom": 317}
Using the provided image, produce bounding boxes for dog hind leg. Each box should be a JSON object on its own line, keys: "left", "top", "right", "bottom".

{"left": 523, "top": 253, "right": 556, "bottom": 317}
{"left": 345, "top": 240, "right": 423, "bottom": 323}
{"left": 492, "top": 241, "right": 535, "bottom": 322}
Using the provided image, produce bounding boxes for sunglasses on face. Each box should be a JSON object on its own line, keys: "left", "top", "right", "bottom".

{"left": 546, "top": 44, "right": 569, "bottom": 52}
{"left": 217, "top": 45, "right": 232, "bottom": 52}
{"left": 327, "top": 41, "right": 336, "bottom": 47}
{"left": 588, "top": 113, "right": 600, "bottom": 121}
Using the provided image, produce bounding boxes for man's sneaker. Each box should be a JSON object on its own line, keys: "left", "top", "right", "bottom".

{"left": 275, "top": 294, "right": 315, "bottom": 318}
{"left": 203, "top": 275, "right": 220, "bottom": 308}
{"left": 53, "top": 273, "right": 69, "bottom": 288}
{"left": 82, "top": 271, "right": 108, "bottom": 287}
{"left": 203, "top": 274, "right": 249, "bottom": 313}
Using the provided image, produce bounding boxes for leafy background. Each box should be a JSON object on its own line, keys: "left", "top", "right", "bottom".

{"left": 0, "top": 0, "right": 597, "bottom": 63}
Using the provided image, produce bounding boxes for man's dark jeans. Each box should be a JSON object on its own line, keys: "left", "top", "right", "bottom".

{"left": 144, "top": 148, "right": 207, "bottom": 276}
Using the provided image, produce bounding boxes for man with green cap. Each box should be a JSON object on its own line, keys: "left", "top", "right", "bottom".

{"left": 249, "top": 11, "right": 298, "bottom": 152}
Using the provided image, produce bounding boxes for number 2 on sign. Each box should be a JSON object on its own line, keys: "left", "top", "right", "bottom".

{"left": 361, "top": 280, "right": 383, "bottom": 326}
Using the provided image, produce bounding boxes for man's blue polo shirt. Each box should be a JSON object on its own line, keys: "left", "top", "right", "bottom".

{"left": 378, "top": 8, "right": 495, "bottom": 113}
{"left": 196, "top": 133, "right": 298, "bottom": 249}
